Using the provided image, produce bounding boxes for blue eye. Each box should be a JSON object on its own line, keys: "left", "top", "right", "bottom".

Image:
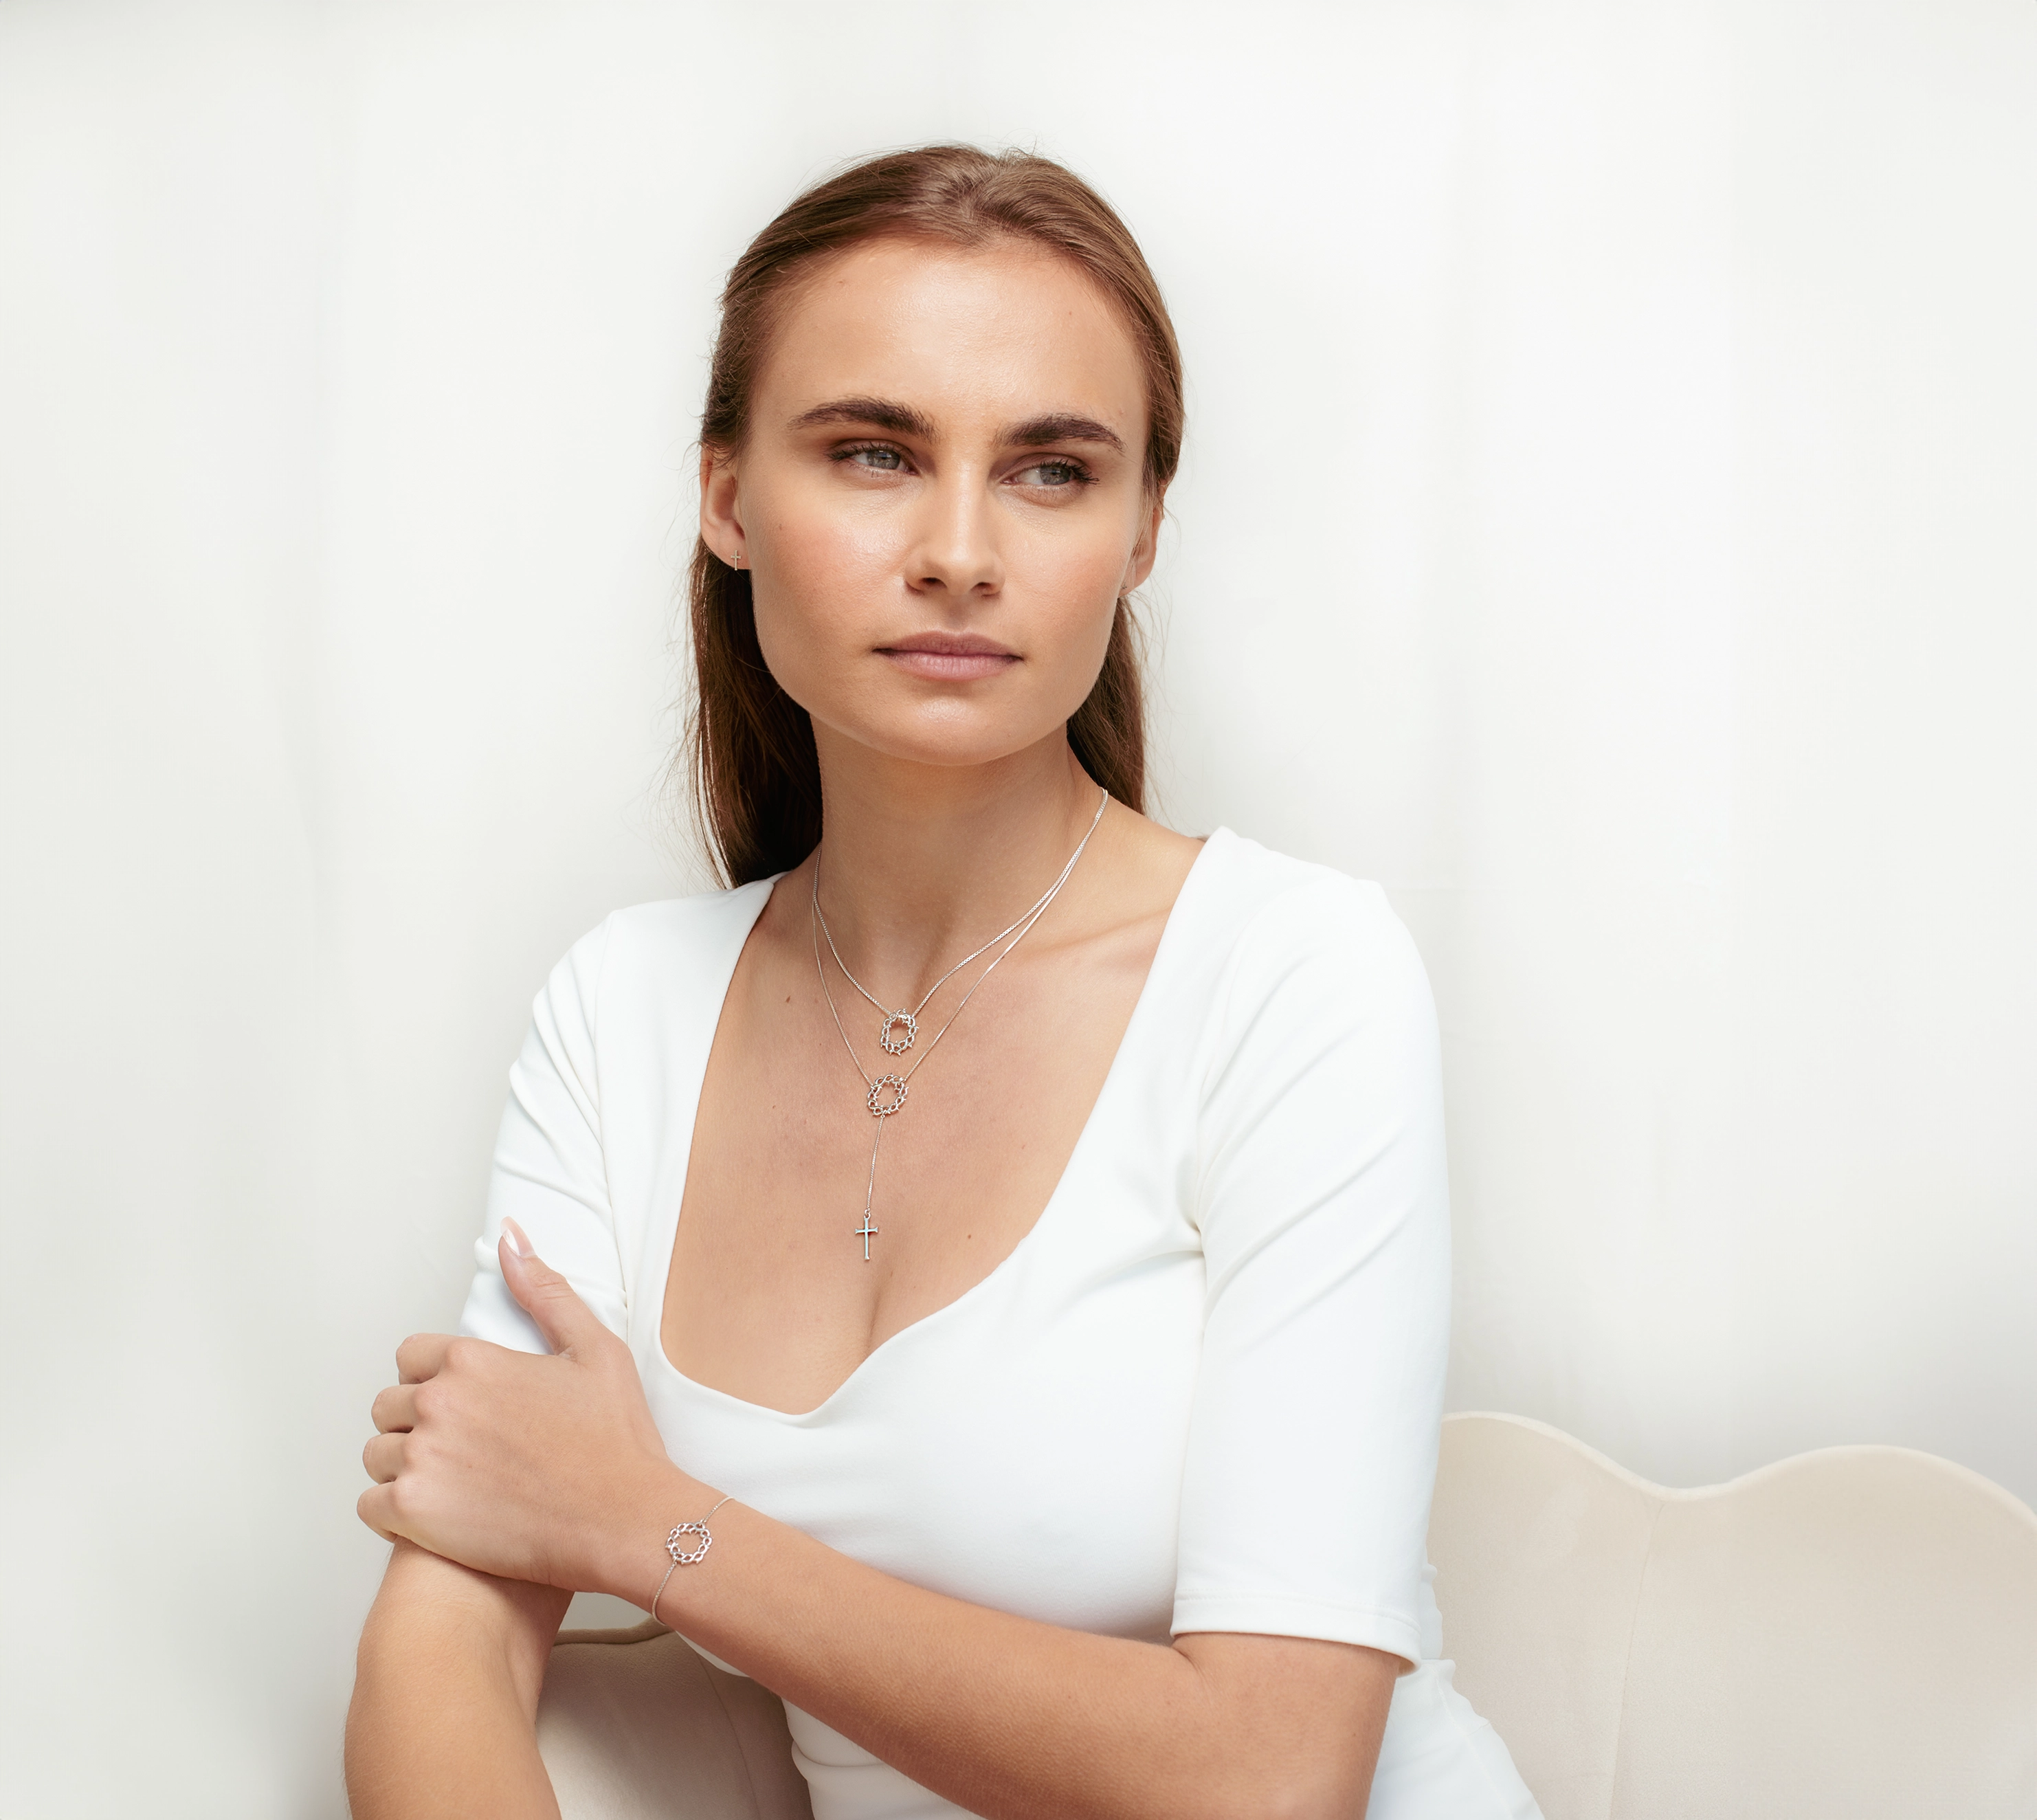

{"left": 1016, "top": 459, "right": 1091, "bottom": 488}
{"left": 837, "top": 444, "right": 906, "bottom": 471}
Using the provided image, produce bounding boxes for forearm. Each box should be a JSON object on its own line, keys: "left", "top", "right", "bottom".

{"left": 602, "top": 1469, "right": 1389, "bottom": 1820}
{"left": 346, "top": 1541, "right": 572, "bottom": 1820}
{"left": 357, "top": 1254, "right": 1389, "bottom": 1816}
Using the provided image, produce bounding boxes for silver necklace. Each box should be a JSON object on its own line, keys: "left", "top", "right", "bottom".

{"left": 815, "top": 788, "right": 1109, "bottom": 1058}
{"left": 810, "top": 788, "right": 1109, "bottom": 1260}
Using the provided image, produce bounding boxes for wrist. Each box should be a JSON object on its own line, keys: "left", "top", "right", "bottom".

{"left": 590, "top": 1461, "right": 711, "bottom": 1608}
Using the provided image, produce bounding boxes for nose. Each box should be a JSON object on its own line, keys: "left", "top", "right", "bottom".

{"left": 906, "top": 469, "right": 1003, "bottom": 601}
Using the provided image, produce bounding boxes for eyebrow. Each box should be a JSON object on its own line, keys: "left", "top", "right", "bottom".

{"left": 788, "top": 397, "right": 935, "bottom": 439}
{"left": 788, "top": 396, "right": 1126, "bottom": 456}
{"left": 1005, "top": 412, "right": 1125, "bottom": 455}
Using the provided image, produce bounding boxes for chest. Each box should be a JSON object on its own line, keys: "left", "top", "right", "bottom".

{"left": 645, "top": 1153, "right": 1210, "bottom": 1642}
{"left": 659, "top": 912, "right": 1164, "bottom": 1414}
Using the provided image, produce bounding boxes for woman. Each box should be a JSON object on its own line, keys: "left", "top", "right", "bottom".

{"left": 347, "top": 145, "right": 1540, "bottom": 1820}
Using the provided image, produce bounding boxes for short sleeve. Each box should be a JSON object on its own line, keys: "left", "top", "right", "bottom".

{"left": 457, "top": 918, "right": 631, "bottom": 1354}
{"left": 1170, "top": 876, "right": 1450, "bottom": 1668}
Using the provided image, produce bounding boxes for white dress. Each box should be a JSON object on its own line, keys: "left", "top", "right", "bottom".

{"left": 460, "top": 829, "right": 1541, "bottom": 1819}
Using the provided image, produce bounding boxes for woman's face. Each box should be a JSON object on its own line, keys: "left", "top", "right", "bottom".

{"left": 701, "top": 236, "right": 1161, "bottom": 777}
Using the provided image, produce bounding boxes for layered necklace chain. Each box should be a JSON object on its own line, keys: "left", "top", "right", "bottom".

{"left": 811, "top": 788, "right": 1109, "bottom": 1261}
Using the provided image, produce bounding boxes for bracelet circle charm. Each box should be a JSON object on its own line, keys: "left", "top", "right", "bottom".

{"left": 666, "top": 1520, "right": 713, "bottom": 1566}
{"left": 653, "top": 1496, "right": 734, "bottom": 1625}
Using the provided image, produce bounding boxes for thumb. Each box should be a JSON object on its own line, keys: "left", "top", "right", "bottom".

{"left": 499, "top": 1218, "right": 608, "bottom": 1360}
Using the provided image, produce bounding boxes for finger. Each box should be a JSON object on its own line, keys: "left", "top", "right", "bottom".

{"left": 499, "top": 1219, "right": 612, "bottom": 1361}
{"left": 362, "top": 1432, "right": 406, "bottom": 1485}
{"left": 395, "top": 1332, "right": 455, "bottom": 1385}
{"left": 357, "top": 1483, "right": 400, "bottom": 1544}
{"left": 371, "top": 1384, "right": 420, "bottom": 1434}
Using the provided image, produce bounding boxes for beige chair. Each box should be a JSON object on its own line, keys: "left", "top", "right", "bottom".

{"left": 1429, "top": 1412, "right": 2037, "bottom": 1819}
{"left": 537, "top": 1417, "right": 2037, "bottom": 1817}
{"left": 539, "top": 1621, "right": 813, "bottom": 1820}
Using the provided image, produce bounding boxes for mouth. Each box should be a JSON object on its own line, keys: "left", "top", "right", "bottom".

{"left": 876, "top": 632, "right": 1021, "bottom": 682}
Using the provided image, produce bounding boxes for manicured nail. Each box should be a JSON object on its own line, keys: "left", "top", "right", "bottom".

{"left": 502, "top": 1217, "right": 533, "bottom": 1261}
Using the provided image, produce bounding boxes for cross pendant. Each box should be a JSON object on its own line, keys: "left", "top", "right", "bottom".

{"left": 854, "top": 1212, "right": 878, "bottom": 1261}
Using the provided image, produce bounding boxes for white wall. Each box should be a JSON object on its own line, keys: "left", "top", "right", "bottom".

{"left": 3, "top": 1, "right": 2032, "bottom": 1812}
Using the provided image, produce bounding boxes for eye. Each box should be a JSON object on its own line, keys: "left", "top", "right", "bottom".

{"left": 832, "top": 442, "right": 909, "bottom": 473}
{"left": 1011, "top": 458, "right": 1095, "bottom": 489}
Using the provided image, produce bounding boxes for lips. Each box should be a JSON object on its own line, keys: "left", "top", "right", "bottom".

{"left": 877, "top": 633, "right": 1019, "bottom": 680}
{"left": 879, "top": 633, "right": 1017, "bottom": 658}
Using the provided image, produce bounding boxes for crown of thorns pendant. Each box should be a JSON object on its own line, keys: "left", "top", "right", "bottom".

{"left": 878, "top": 1010, "right": 917, "bottom": 1055}
{"left": 866, "top": 1074, "right": 909, "bottom": 1117}
{"left": 665, "top": 1521, "right": 712, "bottom": 1566}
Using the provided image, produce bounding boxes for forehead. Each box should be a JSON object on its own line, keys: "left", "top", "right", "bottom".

{"left": 757, "top": 236, "right": 1147, "bottom": 434}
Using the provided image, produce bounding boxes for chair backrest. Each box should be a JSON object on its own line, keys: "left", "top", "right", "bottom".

{"left": 540, "top": 1621, "right": 814, "bottom": 1820}
{"left": 1428, "top": 1412, "right": 2037, "bottom": 1820}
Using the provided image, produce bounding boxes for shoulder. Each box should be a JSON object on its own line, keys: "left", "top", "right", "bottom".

{"left": 594, "top": 876, "right": 779, "bottom": 962}
{"left": 1168, "top": 832, "right": 1439, "bottom": 1123}
{"left": 533, "top": 876, "right": 779, "bottom": 1036}
{"left": 1190, "top": 831, "right": 1429, "bottom": 1016}
{"left": 1181, "top": 838, "right": 1447, "bottom": 1246}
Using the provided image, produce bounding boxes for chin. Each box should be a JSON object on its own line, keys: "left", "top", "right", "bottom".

{"left": 838, "top": 704, "right": 1070, "bottom": 774}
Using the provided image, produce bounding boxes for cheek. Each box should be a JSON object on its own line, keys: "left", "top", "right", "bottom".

{"left": 747, "top": 487, "right": 895, "bottom": 708}
{"left": 1014, "top": 525, "right": 1126, "bottom": 692}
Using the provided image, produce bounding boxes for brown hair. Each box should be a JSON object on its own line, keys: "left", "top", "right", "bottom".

{"left": 683, "top": 144, "right": 1184, "bottom": 885}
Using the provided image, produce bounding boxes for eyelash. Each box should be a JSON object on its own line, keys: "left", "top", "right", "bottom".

{"left": 830, "top": 442, "right": 1099, "bottom": 488}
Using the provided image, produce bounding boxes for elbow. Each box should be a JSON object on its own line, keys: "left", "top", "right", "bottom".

{"left": 1179, "top": 1768, "right": 1369, "bottom": 1820}
{"left": 1265, "top": 1784, "right": 1361, "bottom": 1820}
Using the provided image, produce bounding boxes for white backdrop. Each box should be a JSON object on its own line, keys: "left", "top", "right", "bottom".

{"left": 3, "top": 1, "right": 2033, "bottom": 1813}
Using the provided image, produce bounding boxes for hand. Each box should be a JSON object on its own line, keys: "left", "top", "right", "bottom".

{"left": 358, "top": 1219, "right": 689, "bottom": 1595}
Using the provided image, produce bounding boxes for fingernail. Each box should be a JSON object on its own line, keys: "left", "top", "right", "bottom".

{"left": 502, "top": 1217, "right": 534, "bottom": 1261}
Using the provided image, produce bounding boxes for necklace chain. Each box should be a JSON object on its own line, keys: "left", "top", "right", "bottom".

{"left": 810, "top": 787, "right": 1109, "bottom": 1261}
{"left": 814, "top": 798, "right": 1103, "bottom": 1038}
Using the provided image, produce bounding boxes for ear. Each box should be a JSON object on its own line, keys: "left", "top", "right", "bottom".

{"left": 1122, "top": 491, "right": 1165, "bottom": 595}
{"left": 699, "top": 444, "right": 746, "bottom": 568}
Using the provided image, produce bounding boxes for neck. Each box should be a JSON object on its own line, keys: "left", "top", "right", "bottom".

{"left": 808, "top": 726, "right": 1104, "bottom": 1001}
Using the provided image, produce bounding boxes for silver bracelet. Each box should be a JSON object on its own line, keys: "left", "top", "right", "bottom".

{"left": 651, "top": 1495, "right": 735, "bottom": 1625}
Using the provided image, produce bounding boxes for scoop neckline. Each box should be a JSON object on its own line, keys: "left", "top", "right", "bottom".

{"left": 646, "top": 827, "right": 1236, "bottom": 1423}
